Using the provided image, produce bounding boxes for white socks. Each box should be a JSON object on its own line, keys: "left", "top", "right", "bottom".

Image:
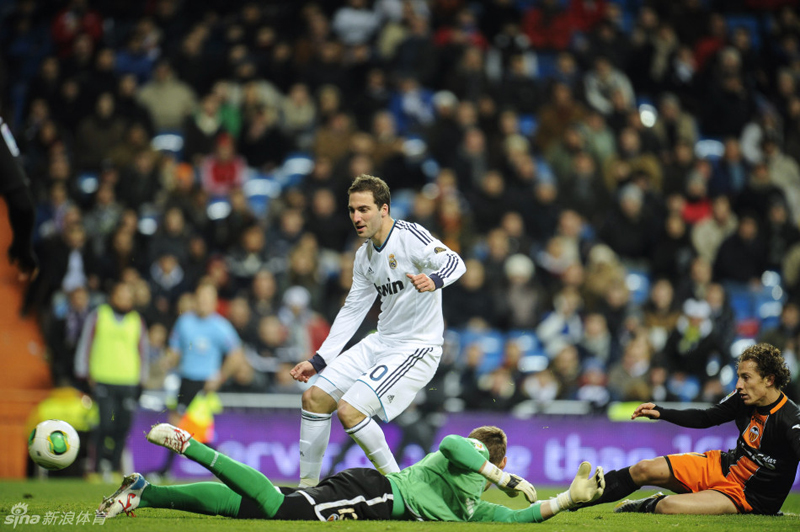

{"left": 345, "top": 417, "right": 400, "bottom": 475}
{"left": 299, "top": 410, "right": 332, "bottom": 487}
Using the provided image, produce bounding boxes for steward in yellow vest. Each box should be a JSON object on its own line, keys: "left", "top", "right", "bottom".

{"left": 74, "top": 282, "right": 148, "bottom": 480}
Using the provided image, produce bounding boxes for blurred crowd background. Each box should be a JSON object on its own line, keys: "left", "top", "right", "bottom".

{"left": 3, "top": 0, "right": 800, "bottom": 416}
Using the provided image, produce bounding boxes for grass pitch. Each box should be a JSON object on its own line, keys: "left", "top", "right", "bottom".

{"left": 1, "top": 479, "right": 798, "bottom": 531}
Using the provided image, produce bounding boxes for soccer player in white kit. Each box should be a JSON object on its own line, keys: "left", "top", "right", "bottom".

{"left": 290, "top": 174, "right": 466, "bottom": 487}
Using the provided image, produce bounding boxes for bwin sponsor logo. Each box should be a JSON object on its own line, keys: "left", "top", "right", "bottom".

{"left": 375, "top": 278, "right": 404, "bottom": 296}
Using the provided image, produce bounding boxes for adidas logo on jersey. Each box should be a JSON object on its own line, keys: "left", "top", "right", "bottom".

{"left": 374, "top": 278, "right": 404, "bottom": 297}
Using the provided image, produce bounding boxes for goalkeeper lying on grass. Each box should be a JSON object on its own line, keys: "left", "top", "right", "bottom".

{"left": 98, "top": 424, "right": 605, "bottom": 522}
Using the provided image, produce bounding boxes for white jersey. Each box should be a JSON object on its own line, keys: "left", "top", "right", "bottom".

{"left": 316, "top": 219, "right": 466, "bottom": 365}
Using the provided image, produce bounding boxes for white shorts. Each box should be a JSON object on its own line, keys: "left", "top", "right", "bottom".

{"left": 313, "top": 333, "right": 442, "bottom": 422}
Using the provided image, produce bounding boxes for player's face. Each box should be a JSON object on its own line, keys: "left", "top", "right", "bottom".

{"left": 735, "top": 360, "right": 774, "bottom": 406}
{"left": 348, "top": 191, "right": 385, "bottom": 241}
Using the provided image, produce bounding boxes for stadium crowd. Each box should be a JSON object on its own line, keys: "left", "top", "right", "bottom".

{"left": 3, "top": 0, "right": 800, "bottom": 414}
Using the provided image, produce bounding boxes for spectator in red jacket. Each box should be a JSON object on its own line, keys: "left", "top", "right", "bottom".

{"left": 523, "top": 0, "right": 576, "bottom": 51}
{"left": 200, "top": 133, "right": 248, "bottom": 198}
{"left": 51, "top": 0, "right": 103, "bottom": 58}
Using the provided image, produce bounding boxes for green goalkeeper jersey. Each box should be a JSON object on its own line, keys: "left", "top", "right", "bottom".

{"left": 387, "top": 435, "right": 544, "bottom": 523}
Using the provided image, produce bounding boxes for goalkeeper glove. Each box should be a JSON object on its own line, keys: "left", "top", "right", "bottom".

{"left": 550, "top": 461, "right": 605, "bottom": 513}
{"left": 479, "top": 461, "right": 537, "bottom": 503}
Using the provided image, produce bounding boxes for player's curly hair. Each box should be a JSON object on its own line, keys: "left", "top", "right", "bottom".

{"left": 468, "top": 426, "right": 507, "bottom": 465}
{"left": 738, "top": 343, "right": 791, "bottom": 389}
{"left": 348, "top": 174, "right": 391, "bottom": 213}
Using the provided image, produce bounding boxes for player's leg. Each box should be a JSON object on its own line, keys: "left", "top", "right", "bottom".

{"left": 146, "top": 424, "right": 285, "bottom": 518}
{"left": 99, "top": 472, "right": 244, "bottom": 518}
{"left": 617, "top": 490, "right": 738, "bottom": 514}
{"left": 141, "top": 482, "right": 248, "bottom": 516}
{"left": 299, "top": 386, "right": 338, "bottom": 487}
{"left": 337, "top": 401, "right": 399, "bottom": 474}
{"left": 613, "top": 451, "right": 741, "bottom": 514}
{"left": 98, "top": 471, "right": 262, "bottom": 519}
{"left": 274, "top": 469, "right": 396, "bottom": 521}
{"left": 153, "top": 378, "right": 204, "bottom": 477}
{"left": 579, "top": 456, "right": 680, "bottom": 507}
{"left": 338, "top": 344, "right": 441, "bottom": 475}
{"left": 299, "top": 340, "right": 372, "bottom": 486}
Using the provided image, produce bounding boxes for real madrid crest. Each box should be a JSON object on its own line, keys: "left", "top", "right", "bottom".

{"left": 388, "top": 254, "right": 397, "bottom": 269}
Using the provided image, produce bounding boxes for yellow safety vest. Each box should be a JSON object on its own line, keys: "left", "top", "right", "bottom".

{"left": 89, "top": 305, "right": 142, "bottom": 385}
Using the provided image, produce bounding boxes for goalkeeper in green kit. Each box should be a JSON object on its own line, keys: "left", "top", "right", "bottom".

{"left": 98, "top": 424, "right": 605, "bottom": 522}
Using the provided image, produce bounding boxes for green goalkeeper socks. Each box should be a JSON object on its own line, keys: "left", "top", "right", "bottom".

{"left": 140, "top": 483, "right": 243, "bottom": 516}
{"left": 182, "top": 439, "right": 285, "bottom": 518}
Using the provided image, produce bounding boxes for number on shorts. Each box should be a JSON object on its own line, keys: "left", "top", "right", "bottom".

{"left": 369, "top": 365, "right": 388, "bottom": 381}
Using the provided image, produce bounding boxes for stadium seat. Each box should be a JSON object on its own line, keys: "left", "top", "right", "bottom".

{"left": 243, "top": 174, "right": 281, "bottom": 219}
{"left": 695, "top": 138, "right": 725, "bottom": 161}
{"left": 635, "top": 95, "right": 654, "bottom": 108}
{"left": 667, "top": 374, "right": 701, "bottom": 402}
{"left": 619, "top": 11, "right": 636, "bottom": 34}
{"left": 535, "top": 158, "right": 555, "bottom": 182}
{"left": 390, "top": 188, "right": 415, "bottom": 219}
{"left": 719, "top": 363, "right": 738, "bottom": 393}
{"left": 730, "top": 338, "right": 756, "bottom": 360}
{"left": 755, "top": 283, "right": 786, "bottom": 332}
{"left": 151, "top": 131, "right": 185, "bottom": 160}
{"left": 535, "top": 52, "right": 559, "bottom": 80}
{"left": 507, "top": 330, "right": 549, "bottom": 373}
{"left": 625, "top": 268, "right": 650, "bottom": 306}
{"left": 206, "top": 199, "right": 231, "bottom": 221}
{"left": 275, "top": 152, "right": 314, "bottom": 189}
{"left": 725, "top": 15, "right": 763, "bottom": 50}
{"left": 518, "top": 114, "right": 539, "bottom": 137}
{"left": 76, "top": 172, "right": 99, "bottom": 197}
{"left": 727, "top": 286, "right": 754, "bottom": 321}
{"left": 456, "top": 329, "right": 506, "bottom": 375}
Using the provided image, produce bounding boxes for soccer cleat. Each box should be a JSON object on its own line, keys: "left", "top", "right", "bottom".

{"left": 614, "top": 492, "right": 665, "bottom": 513}
{"left": 146, "top": 423, "right": 193, "bottom": 454}
{"left": 97, "top": 473, "right": 148, "bottom": 518}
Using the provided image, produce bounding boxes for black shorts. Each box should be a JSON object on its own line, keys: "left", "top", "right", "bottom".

{"left": 237, "top": 469, "right": 395, "bottom": 521}
{"left": 175, "top": 378, "right": 205, "bottom": 414}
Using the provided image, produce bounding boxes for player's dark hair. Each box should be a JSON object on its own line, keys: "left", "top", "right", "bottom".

{"left": 738, "top": 343, "right": 791, "bottom": 390}
{"left": 468, "top": 426, "right": 507, "bottom": 465}
{"left": 348, "top": 174, "right": 391, "bottom": 214}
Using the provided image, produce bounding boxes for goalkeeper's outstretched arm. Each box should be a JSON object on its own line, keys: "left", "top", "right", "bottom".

{"left": 438, "top": 435, "right": 537, "bottom": 503}
{"left": 471, "top": 461, "right": 606, "bottom": 523}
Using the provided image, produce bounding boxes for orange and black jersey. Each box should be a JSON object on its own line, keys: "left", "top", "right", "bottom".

{"left": 656, "top": 392, "right": 800, "bottom": 515}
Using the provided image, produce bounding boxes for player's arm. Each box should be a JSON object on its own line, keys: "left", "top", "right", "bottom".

{"left": 439, "top": 435, "right": 537, "bottom": 503}
{"left": 469, "top": 462, "right": 605, "bottom": 523}
{"left": 632, "top": 392, "right": 739, "bottom": 428}
{"left": 408, "top": 227, "right": 466, "bottom": 292}
{"left": 787, "top": 415, "right": 800, "bottom": 461}
{"left": 291, "top": 260, "right": 377, "bottom": 381}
